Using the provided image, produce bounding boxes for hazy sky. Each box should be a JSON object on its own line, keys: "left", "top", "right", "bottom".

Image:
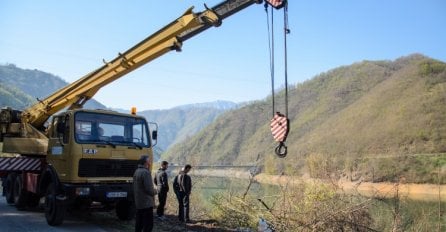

{"left": 1, "top": 0, "right": 445, "bottom": 110}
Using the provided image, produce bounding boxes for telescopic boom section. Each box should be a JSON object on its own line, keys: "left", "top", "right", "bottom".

{"left": 20, "top": 0, "right": 263, "bottom": 128}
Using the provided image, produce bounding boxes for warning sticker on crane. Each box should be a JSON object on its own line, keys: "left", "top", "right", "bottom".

{"left": 0, "top": 157, "right": 43, "bottom": 172}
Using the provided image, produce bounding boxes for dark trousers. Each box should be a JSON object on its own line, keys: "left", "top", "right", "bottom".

{"left": 178, "top": 192, "right": 190, "bottom": 221}
{"left": 135, "top": 207, "right": 153, "bottom": 232}
{"left": 157, "top": 189, "right": 168, "bottom": 216}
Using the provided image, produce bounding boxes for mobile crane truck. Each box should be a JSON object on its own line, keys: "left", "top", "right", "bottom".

{"left": 0, "top": 0, "right": 285, "bottom": 226}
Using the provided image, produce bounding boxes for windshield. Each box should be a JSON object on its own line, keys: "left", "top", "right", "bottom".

{"left": 74, "top": 111, "right": 150, "bottom": 147}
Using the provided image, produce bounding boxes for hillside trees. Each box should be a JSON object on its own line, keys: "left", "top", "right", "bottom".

{"left": 163, "top": 54, "right": 446, "bottom": 183}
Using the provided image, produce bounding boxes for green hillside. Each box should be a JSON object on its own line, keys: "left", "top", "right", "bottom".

{"left": 163, "top": 54, "right": 446, "bottom": 183}
{"left": 0, "top": 64, "right": 105, "bottom": 110}
{"left": 0, "top": 84, "right": 35, "bottom": 109}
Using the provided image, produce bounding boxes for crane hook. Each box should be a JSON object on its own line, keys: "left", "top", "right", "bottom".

{"left": 275, "top": 142, "right": 287, "bottom": 158}
{"left": 270, "top": 112, "right": 289, "bottom": 158}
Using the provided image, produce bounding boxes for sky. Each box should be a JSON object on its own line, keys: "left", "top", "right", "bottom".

{"left": 1, "top": 0, "right": 445, "bottom": 111}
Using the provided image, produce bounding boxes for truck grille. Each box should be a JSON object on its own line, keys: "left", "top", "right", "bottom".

{"left": 78, "top": 159, "right": 138, "bottom": 177}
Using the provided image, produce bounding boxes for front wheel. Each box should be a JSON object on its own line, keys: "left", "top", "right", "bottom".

{"left": 116, "top": 199, "right": 135, "bottom": 220}
{"left": 44, "top": 183, "right": 65, "bottom": 226}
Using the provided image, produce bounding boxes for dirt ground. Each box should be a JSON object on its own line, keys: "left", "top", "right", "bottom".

{"left": 84, "top": 211, "right": 232, "bottom": 232}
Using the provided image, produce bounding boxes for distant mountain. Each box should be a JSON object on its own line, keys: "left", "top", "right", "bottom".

{"left": 0, "top": 64, "right": 106, "bottom": 110}
{"left": 173, "top": 100, "right": 237, "bottom": 111}
{"left": 139, "top": 101, "right": 237, "bottom": 153}
{"left": 109, "top": 100, "right": 237, "bottom": 114}
{"left": 162, "top": 54, "right": 446, "bottom": 182}
{"left": 106, "top": 101, "right": 236, "bottom": 160}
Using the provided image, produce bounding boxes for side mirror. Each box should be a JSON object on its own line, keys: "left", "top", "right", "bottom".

{"left": 152, "top": 130, "right": 158, "bottom": 140}
{"left": 148, "top": 122, "right": 158, "bottom": 147}
{"left": 56, "top": 122, "right": 65, "bottom": 134}
{"left": 56, "top": 122, "right": 67, "bottom": 146}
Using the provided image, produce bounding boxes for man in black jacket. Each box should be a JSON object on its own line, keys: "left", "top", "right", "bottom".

{"left": 154, "top": 160, "right": 169, "bottom": 220}
{"left": 173, "top": 164, "right": 192, "bottom": 222}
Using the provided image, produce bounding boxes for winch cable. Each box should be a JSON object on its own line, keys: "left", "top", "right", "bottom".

{"left": 283, "top": 2, "right": 290, "bottom": 117}
{"left": 265, "top": 3, "right": 275, "bottom": 118}
{"left": 265, "top": 1, "right": 290, "bottom": 158}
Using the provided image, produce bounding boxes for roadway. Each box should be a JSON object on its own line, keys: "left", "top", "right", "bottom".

{"left": 0, "top": 196, "right": 116, "bottom": 232}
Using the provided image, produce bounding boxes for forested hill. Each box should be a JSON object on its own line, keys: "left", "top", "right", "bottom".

{"left": 0, "top": 64, "right": 105, "bottom": 110}
{"left": 162, "top": 54, "right": 446, "bottom": 179}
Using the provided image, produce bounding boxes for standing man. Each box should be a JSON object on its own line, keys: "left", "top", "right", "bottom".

{"left": 133, "top": 155, "right": 157, "bottom": 232}
{"left": 173, "top": 164, "right": 192, "bottom": 223}
{"left": 155, "top": 160, "right": 169, "bottom": 220}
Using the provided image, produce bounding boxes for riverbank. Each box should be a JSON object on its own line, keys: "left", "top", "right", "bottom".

{"left": 191, "top": 169, "right": 446, "bottom": 202}
{"left": 255, "top": 173, "right": 446, "bottom": 202}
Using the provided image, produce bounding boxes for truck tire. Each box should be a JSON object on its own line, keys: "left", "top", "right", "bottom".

{"left": 116, "top": 199, "right": 135, "bottom": 220}
{"left": 5, "top": 173, "right": 16, "bottom": 204}
{"left": 13, "top": 175, "right": 28, "bottom": 210}
{"left": 27, "top": 194, "right": 41, "bottom": 208}
{"left": 44, "top": 183, "right": 65, "bottom": 226}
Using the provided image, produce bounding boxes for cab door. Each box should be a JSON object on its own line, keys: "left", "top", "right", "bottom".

{"left": 47, "top": 115, "right": 70, "bottom": 182}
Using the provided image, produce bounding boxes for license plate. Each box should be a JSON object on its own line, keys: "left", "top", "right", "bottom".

{"left": 106, "top": 191, "right": 128, "bottom": 198}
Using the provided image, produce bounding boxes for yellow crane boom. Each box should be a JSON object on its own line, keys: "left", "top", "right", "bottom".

{"left": 21, "top": 0, "right": 267, "bottom": 128}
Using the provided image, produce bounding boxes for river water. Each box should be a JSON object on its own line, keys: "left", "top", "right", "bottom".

{"left": 191, "top": 175, "right": 278, "bottom": 206}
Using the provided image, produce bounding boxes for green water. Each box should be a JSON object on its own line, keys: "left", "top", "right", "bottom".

{"left": 190, "top": 176, "right": 279, "bottom": 209}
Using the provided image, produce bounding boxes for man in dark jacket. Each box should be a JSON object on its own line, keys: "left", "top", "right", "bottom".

{"left": 133, "top": 155, "right": 157, "bottom": 232}
{"left": 173, "top": 164, "right": 192, "bottom": 222}
{"left": 154, "top": 160, "right": 169, "bottom": 220}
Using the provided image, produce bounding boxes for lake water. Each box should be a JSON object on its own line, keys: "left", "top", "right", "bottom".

{"left": 184, "top": 175, "right": 279, "bottom": 212}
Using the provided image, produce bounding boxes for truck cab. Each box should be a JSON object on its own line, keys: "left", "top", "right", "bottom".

{"left": 43, "top": 109, "right": 156, "bottom": 225}
{"left": 48, "top": 109, "right": 155, "bottom": 183}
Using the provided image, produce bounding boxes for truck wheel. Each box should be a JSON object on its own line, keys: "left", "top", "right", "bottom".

{"left": 27, "top": 194, "right": 41, "bottom": 208}
{"left": 116, "top": 199, "right": 135, "bottom": 220}
{"left": 44, "top": 183, "right": 65, "bottom": 226}
{"left": 5, "top": 173, "right": 16, "bottom": 204}
{"left": 13, "top": 175, "right": 28, "bottom": 210}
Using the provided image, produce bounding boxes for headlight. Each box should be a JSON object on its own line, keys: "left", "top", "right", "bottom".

{"left": 75, "top": 187, "right": 90, "bottom": 196}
